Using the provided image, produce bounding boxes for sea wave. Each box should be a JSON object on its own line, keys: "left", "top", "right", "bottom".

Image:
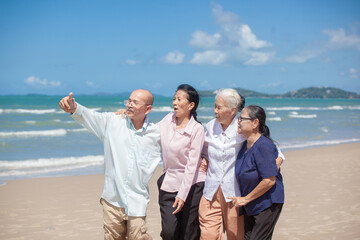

{"left": 280, "top": 138, "right": 360, "bottom": 150}
{"left": 0, "top": 155, "right": 104, "bottom": 178}
{"left": 67, "top": 128, "right": 88, "bottom": 132}
{"left": 266, "top": 105, "right": 360, "bottom": 111}
{"left": 288, "top": 112, "right": 317, "bottom": 118}
{"left": 268, "top": 117, "right": 282, "bottom": 121}
{"left": 0, "top": 107, "right": 102, "bottom": 115}
{"left": 0, "top": 129, "right": 67, "bottom": 138}
{"left": 151, "top": 106, "right": 173, "bottom": 112}
{"left": 0, "top": 108, "right": 59, "bottom": 114}
{"left": 0, "top": 128, "right": 91, "bottom": 138}
{"left": 198, "top": 107, "right": 213, "bottom": 111}
{"left": 24, "top": 120, "right": 37, "bottom": 124}
{"left": 198, "top": 116, "right": 214, "bottom": 120}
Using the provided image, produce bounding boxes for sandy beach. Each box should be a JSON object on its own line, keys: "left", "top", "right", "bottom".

{"left": 1, "top": 143, "right": 360, "bottom": 240}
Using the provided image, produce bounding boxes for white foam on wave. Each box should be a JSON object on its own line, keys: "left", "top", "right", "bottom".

{"left": 288, "top": 113, "right": 317, "bottom": 119}
{"left": 268, "top": 117, "right": 282, "bottom": 121}
{"left": 64, "top": 121, "right": 75, "bottom": 124}
{"left": 349, "top": 106, "right": 360, "bottom": 110}
{"left": 67, "top": 128, "right": 88, "bottom": 132}
{"left": 266, "top": 105, "right": 360, "bottom": 111}
{"left": 0, "top": 129, "right": 67, "bottom": 138}
{"left": 24, "top": 120, "right": 37, "bottom": 124}
{"left": 198, "top": 107, "right": 213, "bottom": 111}
{"left": 320, "top": 127, "right": 329, "bottom": 133}
{"left": 280, "top": 138, "right": 360, "bottom": 150}
{"left": 198, "top": 116, "right": 213, "bottom": 120}
{"left": 0, "top": 108, "right": 59, "bottom": 114}
{"left": 151, "top": 106, "right": 173, "bottom": 112}
{"left": 0, "top": 155, "right": 104, "bottom": 177}
{"left": 268, "top": 111, "right": 276, "bottom": 115}
{"left": 327, "top": 105, "right": 343, "bottom": 110}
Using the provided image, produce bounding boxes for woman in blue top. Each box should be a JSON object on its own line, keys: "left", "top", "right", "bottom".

{"left": 228, "top": 105, "right": 284, "bottom": 240}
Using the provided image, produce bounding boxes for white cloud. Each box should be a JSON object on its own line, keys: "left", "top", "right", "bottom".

{"left": 188, "top": 4, "right": 273, "bottom": 66}
{"left": 86, "top": 81, "right": 97, "bottom": 88}
{"left": 286, "top": 50, "right": 319, "bottom": 63}
{"left": 349, "top": 68, "right": 357, "bottom": 74}
{"left": 323, "top": 28, "right": 360, "bottom": 50}
{"left": 280, "top": 67, "right": 287, "bottom": 72}
{"left": 349, "top": 68, "right": 359, "bottom": 79}
{"left": 190, "top": 50, "right": 226, "bottom": 65}
{"left": 260, "top": 80, "right": 281, "bottom": 88}
{"left": 125, "top": 59, "right": 140, "bottom": 65}
{"left": 200, "top": 80, "right": 211, "bottom": 88}
{"left": 163, "top": 51, "right": 185, "bottom": 64}
{"left": 286, "top": 28, "right": 360, "bottom": 64}
{"left": 189, "top": 31, "right": 221, "bottom": 49}
{"left": 145, "top": 82, "right": 163, "bottom": 89}
{"left": 24, "top": 76, "right": 61, "bottom": 87}
{"left": 244, "top": 51, "right": 274, "bottom": 66}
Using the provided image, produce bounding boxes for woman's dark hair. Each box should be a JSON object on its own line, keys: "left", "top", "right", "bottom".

{"left": 176, "top": 84, "right": 200, "bottom": 123}
{"left": 246, "top": 105, "right": 273, "bottom": 142}
{"left": 239, "top": 95, "right": 246, "bottom": 112}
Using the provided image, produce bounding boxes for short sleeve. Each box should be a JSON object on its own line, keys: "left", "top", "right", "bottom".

{"left": 253, "top": 140, "right": 278, "bottom": 179}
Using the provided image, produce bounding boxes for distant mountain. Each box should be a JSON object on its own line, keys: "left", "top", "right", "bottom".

{"left": 199, "top": 87, "right": 360, "bottom": 99}
{"left": 282, "top": 87, "right": 360, "bottom": 99}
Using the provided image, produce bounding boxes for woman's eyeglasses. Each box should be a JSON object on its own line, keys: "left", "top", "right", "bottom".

{"left": 238, "top": 117, "right": 253, "bottom": 122}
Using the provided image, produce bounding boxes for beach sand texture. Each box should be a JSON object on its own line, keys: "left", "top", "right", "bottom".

{"left": 1, "top": 143, "right": 360, "bottom": 240}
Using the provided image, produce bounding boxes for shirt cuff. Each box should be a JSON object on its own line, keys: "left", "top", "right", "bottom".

{"left": 71, "top": 103, "right": 84, "bottom": 116}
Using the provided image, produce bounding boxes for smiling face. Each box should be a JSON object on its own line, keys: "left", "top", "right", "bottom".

{"left": 237, "top": 108, "right": 257, "bottom": 138}
{"left": 125, "top": 89, "right": 152, "bottom": 122}
{"left": 214, "top": 96, "right": 236, "bottom": 128}
{"left": 172, "top": 90, "right": 194, "bottom": 119}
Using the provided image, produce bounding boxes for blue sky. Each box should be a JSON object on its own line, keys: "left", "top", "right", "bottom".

{"left": 1, "top": 0, "right": 359, "bottom": 96}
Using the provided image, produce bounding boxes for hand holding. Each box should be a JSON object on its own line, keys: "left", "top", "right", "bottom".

{"left": 114, "top": 109, "right": 126, "bottom": 118}
{"left": 200, "top": 158, "right": 209, "bottom": 172}
{"left": 59, "top": 92, "right": 77, "bottom": 114}
{"left": 227, "top": 196, "right": 249, "bottom": 207}
{"left": 172, "top": 197, "right": 184, "bottom": 215}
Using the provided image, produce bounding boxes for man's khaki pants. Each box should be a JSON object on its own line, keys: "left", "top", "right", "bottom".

{"left": 101, "top": 198, "right": 152, "bottom": 240}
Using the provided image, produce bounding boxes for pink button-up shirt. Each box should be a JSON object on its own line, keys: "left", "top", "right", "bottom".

{"left": 159, "top": 112, "right": 206, "bottom": 201}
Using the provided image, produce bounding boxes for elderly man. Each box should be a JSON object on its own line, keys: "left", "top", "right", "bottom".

{"left": 59, "top": 89, "right": 162, "bottom": 240}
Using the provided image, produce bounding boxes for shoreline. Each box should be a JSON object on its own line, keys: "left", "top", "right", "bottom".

{"left": 1, "top": 143, "right": 360, "bottom": 239}
{"left": 2, "top": 139, "right": 360, "bottom": 184}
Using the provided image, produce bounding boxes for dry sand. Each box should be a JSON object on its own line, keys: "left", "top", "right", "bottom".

{"left": 1, "top": 143, "right": 360, "bottom": 240}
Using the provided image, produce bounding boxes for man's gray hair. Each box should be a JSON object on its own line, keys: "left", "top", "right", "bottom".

{"left": 215, "top": 88, "right": 245, "bottom": 112}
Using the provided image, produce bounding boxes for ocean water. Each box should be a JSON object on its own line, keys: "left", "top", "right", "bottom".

{"left": 0, "top": 95, "right": 359, "bottom": 182}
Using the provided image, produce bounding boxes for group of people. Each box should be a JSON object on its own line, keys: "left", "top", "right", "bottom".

{"left": 59, "top": 84, "right": 285, "bottom": 240}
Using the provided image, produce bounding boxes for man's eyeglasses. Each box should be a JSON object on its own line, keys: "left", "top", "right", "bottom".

{"left": 123, "top": 99, "right": 149, "bottom": 107}
{"left": 238, "top": 117, "right": 253, "bottom": 122}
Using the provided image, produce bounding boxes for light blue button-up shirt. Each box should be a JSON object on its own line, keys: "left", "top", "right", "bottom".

{"left": 72, "top": 103, "right": 162, "bottom": 216}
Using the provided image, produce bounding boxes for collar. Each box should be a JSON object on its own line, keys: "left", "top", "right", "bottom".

{"left": 126, "top": 115, "right": 150, "bottom": 133}
{"left": 171, "top": 112, "right": 197, "bottom": 135}
{"left": 213, "top": 114, "right": 238, "bottom": 139}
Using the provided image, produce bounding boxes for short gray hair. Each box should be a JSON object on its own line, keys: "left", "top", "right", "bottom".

{"left": 215, "top": 88, "right": 245, "bottom": 112}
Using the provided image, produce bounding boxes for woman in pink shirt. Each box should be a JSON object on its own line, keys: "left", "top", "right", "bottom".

{"left": 157, "top": 84, "right": 206, "bottom": 240}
